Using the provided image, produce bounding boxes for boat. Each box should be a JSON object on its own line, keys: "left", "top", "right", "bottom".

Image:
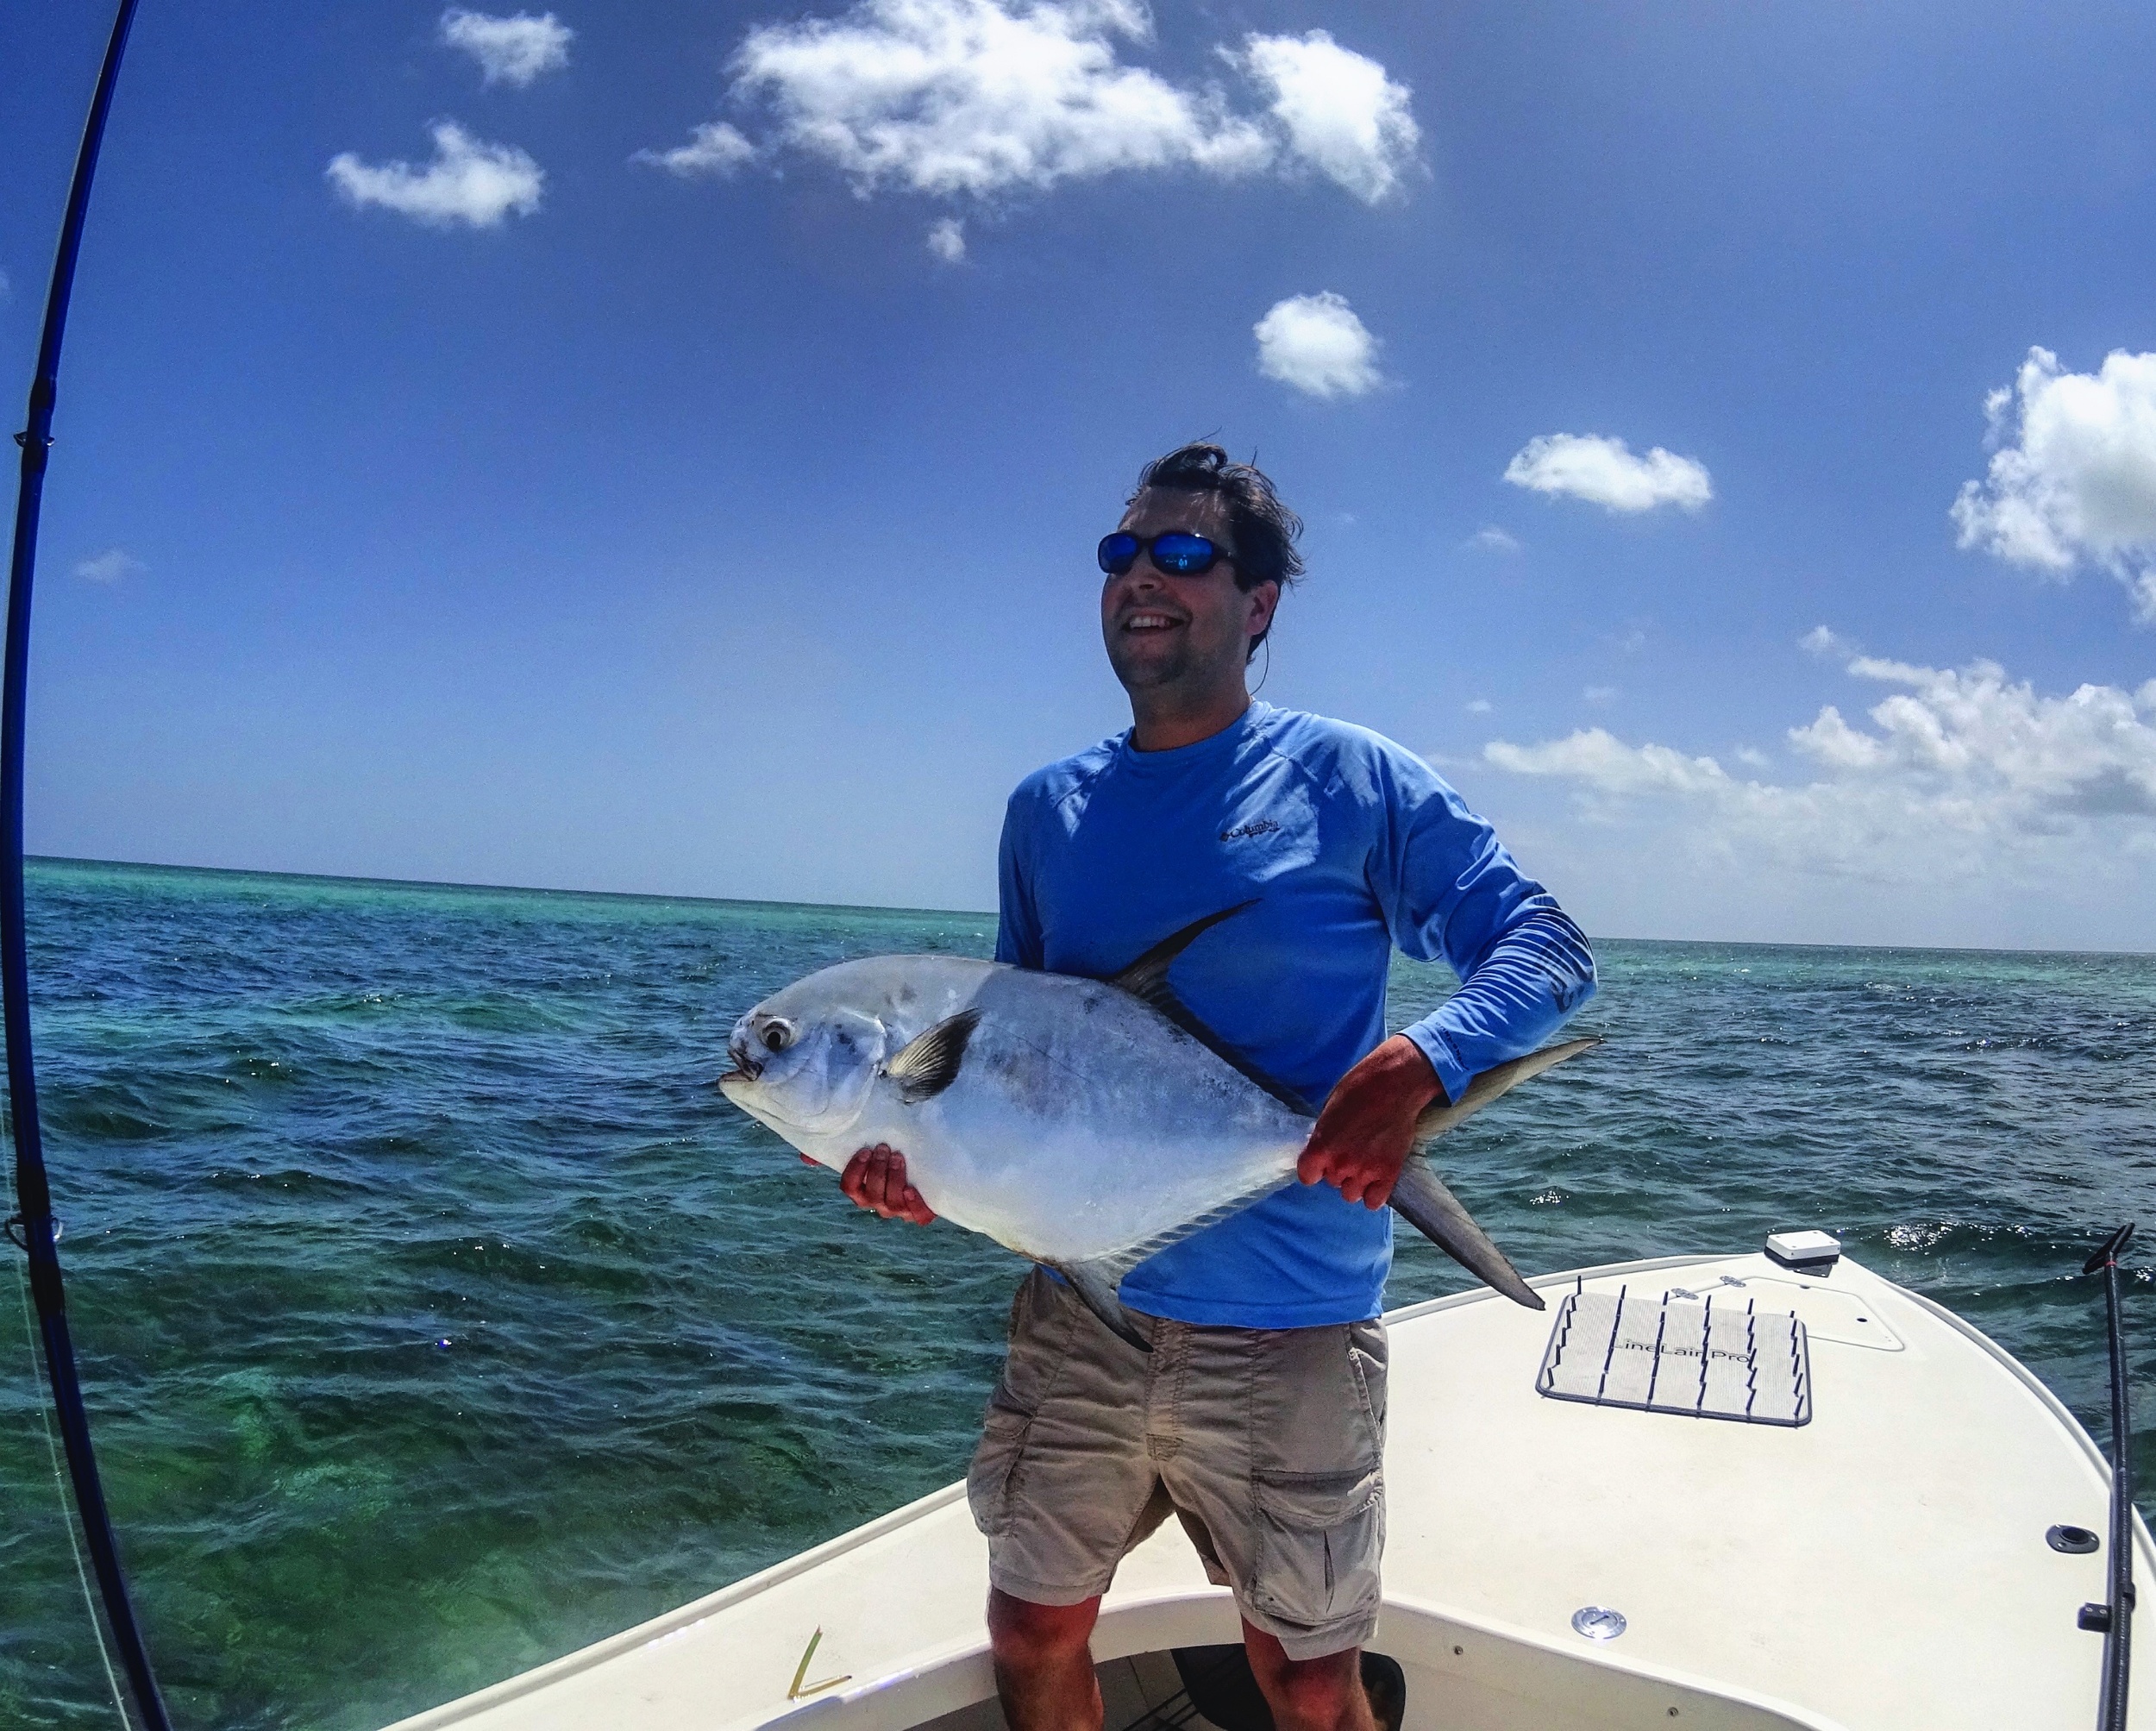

{"left": 379, "top": 1236, "right": 2153, "bottom": 1731}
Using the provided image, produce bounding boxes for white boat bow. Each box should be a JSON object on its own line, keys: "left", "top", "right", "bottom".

{"left": 384, "top": 1247, "right": 2153, "bottom": 1731}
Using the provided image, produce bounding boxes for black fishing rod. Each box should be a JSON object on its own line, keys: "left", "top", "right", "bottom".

{"left": 2081, "top": 1223, "right": 2138, "bottom": 1731}
{"left": 3, "top": 3, "right": 172, "bottom": 1728}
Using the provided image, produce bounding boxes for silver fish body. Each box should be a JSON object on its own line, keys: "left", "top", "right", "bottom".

{"left": 718, "top": 916, "right": 1594, "bottom": 1346}
{"left": 721, "top": 953, "right": 1311, "bottom": 1268}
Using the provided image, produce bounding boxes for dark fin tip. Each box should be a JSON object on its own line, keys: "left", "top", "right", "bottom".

{"left": 1102, "top": 901, "right": 1310, "bottom": 1116}
{"left": 1051, "top": 1259, "right": 1152, "bottom": 1354}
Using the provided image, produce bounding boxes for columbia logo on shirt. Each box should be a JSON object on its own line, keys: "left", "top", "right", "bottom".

{"left": 1219, "top": 818, "right": 1282, "bottom": 842}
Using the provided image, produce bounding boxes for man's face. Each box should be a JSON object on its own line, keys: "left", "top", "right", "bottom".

{"left": 1100, "top": 488, "right": 1279, "bottom": 696}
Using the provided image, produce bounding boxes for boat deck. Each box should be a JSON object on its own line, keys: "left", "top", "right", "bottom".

{"left": 385, "top": 1251, "right": 2153, "bottom": 1731}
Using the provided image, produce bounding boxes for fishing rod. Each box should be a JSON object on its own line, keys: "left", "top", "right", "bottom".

{"left": 3, "top": 3, "right": 172, "bottom": 1728}
{"left": 2080, "top": 1223, "right": 2138, "bottom": 1731}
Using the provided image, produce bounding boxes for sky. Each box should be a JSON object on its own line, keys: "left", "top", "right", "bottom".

{"left": 4, "top": 0, "right": 2156, "bottom": 949}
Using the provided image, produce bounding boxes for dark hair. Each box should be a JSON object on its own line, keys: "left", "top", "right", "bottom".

{"left": 1130, "top": 442, "right": 1304, "bottom": 661}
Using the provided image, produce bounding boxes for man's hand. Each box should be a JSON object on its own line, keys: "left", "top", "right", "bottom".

{"left": 829, "top": 1144, "right": 937, "bottom": 1225}
{"left": 1296, "top": 1035, "right": 1445, "bottom": 1209}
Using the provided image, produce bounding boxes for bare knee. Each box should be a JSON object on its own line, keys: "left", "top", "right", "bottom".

{"left": 1244, "top": 1625, "right": 1369, "bottom": 1731}
{"left": 987, "top": 1588, "right": 1100, "bottom": 1670}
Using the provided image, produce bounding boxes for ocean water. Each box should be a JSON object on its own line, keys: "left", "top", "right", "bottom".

{"left": 2, "top": 857, "right": 2153, "bottom": 1729}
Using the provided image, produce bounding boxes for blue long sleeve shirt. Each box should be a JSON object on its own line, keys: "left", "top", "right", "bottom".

{"left": 996, "top": 702, "right": 1595, "bottom": 1327}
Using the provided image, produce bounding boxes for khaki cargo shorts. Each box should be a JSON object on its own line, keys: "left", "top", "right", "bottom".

{"left": 966, "top": 1267, "right": 1388, "bottom": 1662}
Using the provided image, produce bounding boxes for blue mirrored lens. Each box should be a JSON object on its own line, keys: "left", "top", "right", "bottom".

{"left": 1097, "top": 532, "right": 1140, "bottom": 575}
{"left": 1149, "top": 532, "right": 1217, "bottom": 574}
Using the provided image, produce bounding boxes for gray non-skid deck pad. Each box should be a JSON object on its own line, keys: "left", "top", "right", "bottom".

{"left": 1535, "top": 1289, "right": 1812, "bottom": 1427}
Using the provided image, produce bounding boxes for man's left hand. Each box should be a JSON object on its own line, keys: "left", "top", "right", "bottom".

{"left": 1296, "top": 1034, "right": 1445, "bottom": 1209}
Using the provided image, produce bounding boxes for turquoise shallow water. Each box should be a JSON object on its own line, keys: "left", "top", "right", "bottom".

{"left": 3, "top": 857, "right": 2154, "bottom": 1728}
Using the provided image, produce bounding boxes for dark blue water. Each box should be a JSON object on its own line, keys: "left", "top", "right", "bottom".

{"left": 3, "top": 858, "right": 2153, "bottom": 1728}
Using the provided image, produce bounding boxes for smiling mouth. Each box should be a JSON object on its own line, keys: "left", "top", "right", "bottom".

{"left": 1121, "top": 611, "right": 1183, "bottom": 633}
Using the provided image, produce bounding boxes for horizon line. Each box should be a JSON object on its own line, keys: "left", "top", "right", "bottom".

{"left": 25, "top": 855, "right": 2155, "bottom": 962}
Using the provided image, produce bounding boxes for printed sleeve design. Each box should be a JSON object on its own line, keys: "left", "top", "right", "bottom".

{"left": 1363, "top": 743, "right": 1596, "bottom": 1105}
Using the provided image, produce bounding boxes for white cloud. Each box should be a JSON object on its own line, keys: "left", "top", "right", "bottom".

{"left": 75, "top": 549, "right": 143, "bottom": 583}
{"left": 327, "top": 122, "right": 544, "bottom": 229}
{"left": 1583, "top": 685, "right": 1619, "bottom": 706}
{"left": 1502, "top": 432, "right": 1713, "bottom": 514}
{"left": 1951, "top": 346, "right": 2156, "bottom": 621}
{"left": 1489, "top": 726, "right": 1732, "bottom": 799}
{"left": 1800, "top": 624, "right": 1848, "bottom": 657}
{"left": 1253, "top": 292, "right": 1382, "bottom": 399}
{"left": 647, "top": 0, "right": 1417, "bottom": 210}
{"left": 1232, "top": 29, "right": 1417, "bottom": 204}
{"left": 1467, "top": 525, "right": 1520, "bottom": 554}
{"left": 1482, "top": 648, "right": 2156, "bottom": 888}
{"left": 726, "top": 0, "right": 1270, "bottom": 198}
{"left": 440, "top": 9, "right": 573, "bottom": 87}
{"left": 1465, "top": 699, "right": 1493, "bottom": 714}
{"left": 926, "top": 216, "right": 968, "bottom": 261}
{"left": 634, "top": 122, "right": 756, "bottom": 179}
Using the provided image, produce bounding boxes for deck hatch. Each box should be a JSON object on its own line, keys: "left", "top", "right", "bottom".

{"left": 1535, "top": 1289, "right": 1812, "bottom": 1427}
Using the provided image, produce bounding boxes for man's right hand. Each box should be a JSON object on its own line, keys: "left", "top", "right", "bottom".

{"left": 833, "top": 1143, "right": 937, "bottom": 1225}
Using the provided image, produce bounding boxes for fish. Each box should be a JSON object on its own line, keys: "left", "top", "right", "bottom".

{"left": 718, "top": 905, "right": 1596, "bottom": 1351}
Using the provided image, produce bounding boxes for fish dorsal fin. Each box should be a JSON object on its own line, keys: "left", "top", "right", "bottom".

{"left": 1108, "top": 900, "right": 1257, "bottom": 1003}
{"left": 1103, "top": 901, "right": 1311, "bottom": 1116}
{"left": 883, "top": 1007, "right": 981, "bottom": 1105}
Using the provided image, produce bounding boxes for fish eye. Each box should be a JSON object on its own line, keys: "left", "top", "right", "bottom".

{"left": 761, "top": 1020, "right": 794, "bottom": 1053}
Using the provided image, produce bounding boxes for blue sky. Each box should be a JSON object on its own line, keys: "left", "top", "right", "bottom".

{"left": 5, "top": 0, "right": 2156, "bottom": 948}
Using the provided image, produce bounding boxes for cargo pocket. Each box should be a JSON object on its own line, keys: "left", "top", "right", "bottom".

{"left": 1248, "top": 1467, "right": 1384, "bottom": 1629}
{"left": 966, "top": 1403, "right": 1033, "bottom": 1539}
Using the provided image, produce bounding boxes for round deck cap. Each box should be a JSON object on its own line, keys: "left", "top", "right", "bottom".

{"left": 1571, "top": 1606, "right": 1626, "bottom": 1640}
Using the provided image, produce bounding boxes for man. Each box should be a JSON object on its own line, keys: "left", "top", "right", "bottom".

{"left": 837, "top": 443, "right": 1595, "bottom": 1731}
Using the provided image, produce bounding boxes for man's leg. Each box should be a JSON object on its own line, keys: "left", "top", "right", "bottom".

{"left": 1242, "top": 1621, "right": 1376, "bottom": 1731}
{"left": 987, "top": 1588, "right": 1103, "bottom": 1731}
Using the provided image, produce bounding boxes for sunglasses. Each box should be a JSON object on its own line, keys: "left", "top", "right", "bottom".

{"left": 1096, "top": 530, "right": 1236, "bottom": 578}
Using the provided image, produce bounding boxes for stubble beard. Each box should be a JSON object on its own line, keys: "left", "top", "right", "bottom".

{"left": 1106, "top": 630, "right": 1194, "bottom": 693}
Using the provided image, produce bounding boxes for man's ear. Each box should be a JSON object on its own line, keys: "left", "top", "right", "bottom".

{"left": 1245, "top": 579, "right": 1281, "bottom": 641}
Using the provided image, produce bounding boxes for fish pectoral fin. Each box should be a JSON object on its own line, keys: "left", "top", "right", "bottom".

{"left": 1388, "top": 1158, "right": 1544, "bottom": 1311}
{"left": 883, "top": 1007, "right": 982, "bottom": 1104}
{"left": 1412, "top": 1038, "right": 1601, "bottom": 1145}
{"left": 1049, "top": 1260, "right": 1152, "bottom": 1354}
{"left": 1101, "top": 901, "right": 1312, "bottom": 1116}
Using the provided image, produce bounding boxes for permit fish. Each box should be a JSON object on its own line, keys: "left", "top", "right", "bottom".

{"left": 718, "top": 904, "right": 1595, "bottom": 1350}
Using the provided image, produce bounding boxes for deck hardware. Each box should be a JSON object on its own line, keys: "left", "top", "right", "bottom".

{"left": 1538, "top": 1291, "right": 1810, "bottom": 1426}
{"left": 786, "top": 1628, "right": 851, "bottom": 1701}
{"left": 2050, "top": 1525, "right": 2101, "bottom": 1555}
{"left": 1765, "top": 1229, "right": 1840, "bottom": 1276}
{"left": 1593, "top": 1286, "right": 1626, "bottom": 1402}
{"left": 2083, "top": 1604, "right": 2115, "bottom": 1634}
{"left": 1571, "top": 1606, "right": 1626, "bottom": 1640}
